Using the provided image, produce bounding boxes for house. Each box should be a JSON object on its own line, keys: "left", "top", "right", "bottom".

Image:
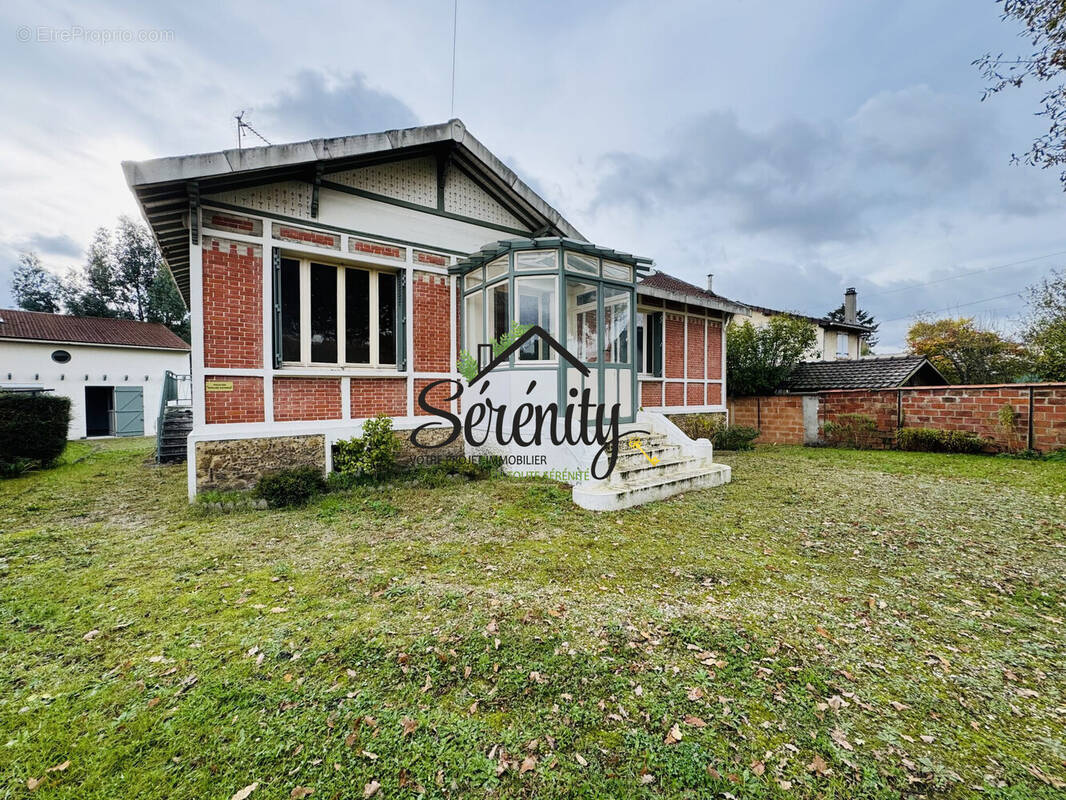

{"left": 743, "top": 288, "right": 872, "bottom": 361}
{"left": 124, "top": 120, "right": 742, "bottom": 507}
{"left": 784, "top": 354, "right": 948, "bottom": 393}
{"left": 0, "top": 309, "right": 191, "bottom": 438}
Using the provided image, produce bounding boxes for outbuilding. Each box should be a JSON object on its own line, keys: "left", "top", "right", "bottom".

{"left": 0, "top": 309, "right": 191, "bottom": 438}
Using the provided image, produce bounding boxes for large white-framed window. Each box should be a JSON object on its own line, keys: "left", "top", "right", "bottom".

{"left": 514, "top": 275, "right": 557, "bottom": 361}
{"left": 279, "top": 255, "right": 398, "bottom": 367}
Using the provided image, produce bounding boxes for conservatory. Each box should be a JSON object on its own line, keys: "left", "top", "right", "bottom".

{"left": 450, "top": 237, "right": 653, "bottom": 425}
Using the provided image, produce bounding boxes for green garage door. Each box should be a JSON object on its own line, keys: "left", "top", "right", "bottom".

{"left": 114, "top": 386, "right": 144, "bottom": 436}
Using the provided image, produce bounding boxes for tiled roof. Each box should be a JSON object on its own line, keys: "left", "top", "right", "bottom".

{"left": 637, "top": 271, "right": 746, "bottom": 313}
{"left": 785, "top": 355, "right": 947, "bottom": 392}
{"left": 0, "top": 309, "right": 190, "bottom": 350}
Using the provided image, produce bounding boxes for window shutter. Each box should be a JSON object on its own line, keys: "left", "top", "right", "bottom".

{"left": 651, "top": 312, "right": 664, "bottom": 377}
{"left": 395, "top": 270, "right": 407, "bottom": 371}
{"left": 271, "top": 247, "right": 282, "bottom": 369}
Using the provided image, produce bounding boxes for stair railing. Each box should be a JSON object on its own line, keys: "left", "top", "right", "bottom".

{"left": 156, "top": 371, "right": 192, "bottom": 463}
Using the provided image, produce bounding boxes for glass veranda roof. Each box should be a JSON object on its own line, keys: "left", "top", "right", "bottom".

{"left": 448, "top": 237, "right": 653, "bottom": 277}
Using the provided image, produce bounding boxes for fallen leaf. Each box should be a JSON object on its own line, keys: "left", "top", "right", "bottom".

{"left": 231, "top": 784, "right": 258, "bottom": 800}
{"left": 889, "top": 701, "right": 910, "bottom": 711}
{"left": 640, "top": 773, "right": 656, "bottom": 785}
{"left": 1026, "top": 764, "right": 1066, "bottom": 789}
{"left": 574, "top": 753, "right": 588, "bottom": 767}
{"left": 290, "top": 788, "right": 313, "bottom": 799}
{"left": 808, "top": 754, "right": 830, "bottom": 775}
{"left": 751, "top": 760, "right": 765, "bottom": 776}
{"left": 664, "top": 723, "right": 683, "bottom": 744}
{"left": 83, "top": 630, "right": 100, "bottom": 641}
{"left": 830, "top": 728, "right": 854, "bottom": 751}
{"left": 363, "top": 780, "right": 381, "bottom": 797}
{"left": 920, "top": 734, "right": 936, "bottom": 743}
{"left": 684, "top": 715, "right": 707, "bottom": 728}
{"left": 402, "top": 717, "right": 418, "bottom": 737}
{"left": 519, "top": 754, "right": 537, "bottom": 775}
{"left": 27, "top": 777, "right": 41, "bottom": 791}
{"left": 47, "top": 761, "right": 70, "bottom": 772}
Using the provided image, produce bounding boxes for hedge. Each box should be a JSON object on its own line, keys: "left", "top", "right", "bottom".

{"left": 0, "top": 392, "right": 71, "bottom": 470}
{"left": 896, "top": 427, "right": 987, "bottom": 454}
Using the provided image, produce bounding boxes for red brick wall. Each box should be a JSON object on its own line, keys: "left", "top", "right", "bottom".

{"left": 728, "top": 384, "right": 1066, "bottom": 452}
{"left": 204, "top": 376, "right": 264, "bottom": 424}
{"left": 203, "top": 239, "right": 262, "bottom": 369}
{"left": 641, "top": 381, "right": 663, "bottom": 408}
{"left": 707, "top": 322, "right": 723, "bottom": 378}
{"left": 414, "top": 378, "right": 455, "bottom": 416}
{"left": 706, "top": 383, "right": 722, "bottom": 406}
{"left": 351, "top": 378, "right": 406, "bottom": 418}
{"left": 686, "top": 383, "right": 704, "bottom": 406}
{"left": 728, "top": 396, "right": 805, "bottom": 444}
{"left": 1033, "top": 387, "right": 1066, "bottom": 451}
{"left": 664, "top": 381, "right": 684, "bottom": 406}
{"left": 665, "top": 315, "right": 685, "bottom": 379}
{"left": 686, "top": 317, "right": 705, "bottom": 379}
{"left": 273, "top": 377, "right": 341, "bottom": 422}
{"left": 413, "top": 271, "right": 451, "bottom": 372}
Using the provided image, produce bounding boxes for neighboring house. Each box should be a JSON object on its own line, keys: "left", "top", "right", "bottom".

{"left": 124, "top": 119, "right": 743, "bottom": 501}
{"left": 743, "top": 288, "right": 872, "bottom": 361}
{"left": 784, "top": 354, "right": 948, "bottom": 392}
{"left": 0, "top": 309, "right": 191, "bottom": 438}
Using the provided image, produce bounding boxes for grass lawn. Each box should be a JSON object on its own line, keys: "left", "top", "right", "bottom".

{"left": 1, "top": 439, "right": 1065, "bottom": 799}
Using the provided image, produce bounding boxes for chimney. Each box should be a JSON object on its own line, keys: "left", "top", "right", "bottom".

{"left": 706, "top": 273, "right": 714, "bottom": 293}
{"left": 844, "top": 287, "right": 857, "bottom": 324}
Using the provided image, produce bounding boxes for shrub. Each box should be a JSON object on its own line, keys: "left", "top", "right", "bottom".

{"left": 333, "top": 414, "right": 402, "bottom": 481}
{"left": 714, "top": 425, "right": 760, "bottom": 451}
{"left": 822, "top": 414, "right": 879, "bottom": 449}
{"left": 254, "top": 466, "right": 326, "bottom": 507}
{"left": 670, "top": 413, "right": 725, "bottom": 441}
{"left": 896, "top": 427, "right": 987, "bottom": 454}
{"left": 0, "top": 392, "right": 71, "bottom": 474}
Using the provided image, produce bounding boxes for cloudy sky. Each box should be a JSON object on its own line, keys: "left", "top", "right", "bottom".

{"left": 2, "top": 0, "right": 1064, "bottom": 350}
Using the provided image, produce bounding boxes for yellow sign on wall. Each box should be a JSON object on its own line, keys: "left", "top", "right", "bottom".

{"left": 204, "top": 380, "right": 234, "bottom": 393}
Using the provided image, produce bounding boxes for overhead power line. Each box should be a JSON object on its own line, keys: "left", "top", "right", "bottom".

{"left": 881, "top": 291, "right": 1023, "bottom": 323}
{"left": 864, "top": 249, "right": 1066, "bottom": 300}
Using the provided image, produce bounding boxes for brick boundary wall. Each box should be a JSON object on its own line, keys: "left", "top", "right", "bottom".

{"left": 727, "top": 395, "right": 806, "bottom": 444}
{"left": 728, "top": 383, "right": 1066, "bottom": 452}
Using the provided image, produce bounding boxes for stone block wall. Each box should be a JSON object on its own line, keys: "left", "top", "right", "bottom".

{"left": 195, "top": 434, "right": 326, "bottom": 491}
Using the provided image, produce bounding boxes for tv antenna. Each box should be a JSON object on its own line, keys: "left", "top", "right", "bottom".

{"left": 234, "top": 110, "right": 272, "bottom": 149}
{"left": 450, "top": 0, "right": 458, "bottom": 117}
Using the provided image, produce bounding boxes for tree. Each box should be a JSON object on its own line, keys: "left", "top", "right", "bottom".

{"left": 1024, "top": 268, "right": 1066, "bottom": 380}
{"left": 10, "top": 252, "right": 61, "bottom": 312}
{"left": 825, "top": 302, "right": 880, "bottom": 350}
{"left": 62, "top": 227, "right": 119, "bottom": 318}
{"left": 61, "top": 217, "right": 189, "bottom": 341}
{"left": 975, "top": 0, "right": 1066, "bottom": 188}
{"left": 727, "top": 315, "right": 818, "bottom": 396}
{"left": 906, "top": 317, "right": 1029, "bottom": 384}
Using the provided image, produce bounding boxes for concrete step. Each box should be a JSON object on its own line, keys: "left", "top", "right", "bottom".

{"left": 573, "top": 461, "right": 731, "bottom": 511}
{"left": 610, "top": 455, "right": 696, "bottom": 485}
{"left": 613, "top": 448, "right": 683, "bottom": 472}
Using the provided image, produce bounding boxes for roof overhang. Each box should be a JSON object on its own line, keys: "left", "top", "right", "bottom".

{"left": 123, "top": 119, "right": 586, "bottom": 306}
{"left": 637, "top": 283, "right": 749, "bottom": 316}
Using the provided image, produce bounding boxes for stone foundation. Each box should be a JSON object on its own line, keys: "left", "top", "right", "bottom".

{"left": 195, "top": 434, "right": 326, "bottom": 492}
{"left": 394, "top": 427, "right": 464, "bottom": 467}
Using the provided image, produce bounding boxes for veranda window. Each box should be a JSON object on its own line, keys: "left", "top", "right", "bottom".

{"left": 275, "top": 255, "right": 400, "bottom": 367}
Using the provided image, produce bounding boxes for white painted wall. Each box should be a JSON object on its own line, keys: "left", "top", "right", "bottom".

{"left": 0, "top": 339, "right": 190, "bottom": 438}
